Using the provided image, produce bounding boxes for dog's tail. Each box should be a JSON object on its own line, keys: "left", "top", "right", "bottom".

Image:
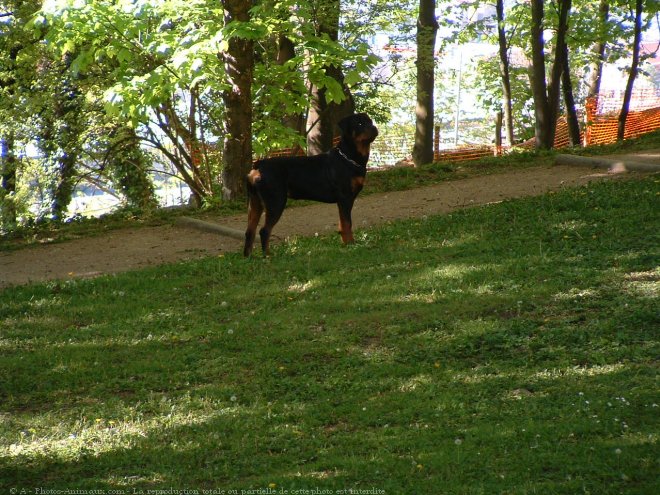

{"left": 245, "top": 167, "right": 261, "bottom": 204}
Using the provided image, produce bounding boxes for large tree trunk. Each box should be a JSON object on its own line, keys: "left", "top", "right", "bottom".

{"left": 221, "top": 0, "right": 254, "bottom": 201}
{"left": 529, "top": 0, "right": 551, "bottom": 149}
{"left": 306, "top": 0, "right": 354, "bottom": 155}
{"left": 412, "top": 0, "right": 438, "bottom": 167}
{"left": 496, "top": 0, "right": 514, "bottom": 146}
{"left": 547, "top": 0, "right": 570, "bottom": 147}
{"left": 617, "top": 0, "right": 644, "bottom": 141}
{"left": 587, "top": 0, "right": 610, "bottom": 99}
{"left": 41, "top": 53, "right": 82, "bottom": 221}
{"left": 307, "top": 75, "right": 351, "bottom": 155}
{"left": 530, "top": 0, "right": 570, "bottom": 149}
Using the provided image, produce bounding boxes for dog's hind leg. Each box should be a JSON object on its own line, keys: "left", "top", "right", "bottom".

{"left": 259, "top": 195, "right": 287, "bottom": 256}
{"left": 244, "top": 170, "right": 265, "bottom": 257}
{"left": 244, "top": 193, "right": 264, "bottom": 257}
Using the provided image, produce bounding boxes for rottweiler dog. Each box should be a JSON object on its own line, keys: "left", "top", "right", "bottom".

{"left": 244, "top": 113, "right": 379, "bottom": 256}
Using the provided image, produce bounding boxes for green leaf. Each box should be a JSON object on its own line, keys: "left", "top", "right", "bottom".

{"left": 62, "top": 40, "right": 77, "bottom": 54}
{"left": 117, "top": 48, "right": 132, "bottom": 63}
{"left": 323, "top": 78, "right": 345, "bottom": 104}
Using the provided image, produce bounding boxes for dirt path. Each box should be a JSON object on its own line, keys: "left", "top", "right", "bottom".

{"left": 0, "top": 163, "right": 653, "bottom": 288}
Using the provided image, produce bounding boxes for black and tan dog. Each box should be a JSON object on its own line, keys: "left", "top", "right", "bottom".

{"left": 244, "top": 113, "right": 379, "bottom": 256}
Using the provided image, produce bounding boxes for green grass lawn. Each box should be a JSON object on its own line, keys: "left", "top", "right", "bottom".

{"left": 1, "top": 176, "right": 658, "bottom": 494}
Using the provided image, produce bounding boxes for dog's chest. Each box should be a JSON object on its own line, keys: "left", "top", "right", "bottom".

{"left": 351, "top": 176, "right": 365, "bottom": 194}
{"left": 286, "top": 169, "right": 364, "bottom": 203}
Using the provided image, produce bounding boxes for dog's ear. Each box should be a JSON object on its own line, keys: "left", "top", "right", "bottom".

{"left": 337, "top": 114, "right": 353, "bottom": 136}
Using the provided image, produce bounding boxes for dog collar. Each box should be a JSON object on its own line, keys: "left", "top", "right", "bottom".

{"left": 335, "top": 147, "right": 364, "bottom": 169}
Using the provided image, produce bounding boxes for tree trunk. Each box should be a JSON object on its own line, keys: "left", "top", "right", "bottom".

{"left": 548, "top": 0, "right": 570, "bottom": 147}
{"left": 495, "top": 110, "right": 503, "bottom": 151}
{"left": 47, "top": 53, "right": 82, "bottom": 221}
{"left": 51, "top": 145, "right": 78, "bottom": 221}
{"left": 617, "top": 0, "right": 644, "bottom": 141}
{"left": 221, "top": 0, "right": 254, "bottom": 201}
{"left": 562, "top": 62, "right": 581, "bottom": 147}
{"left": 496, "top": 0, "right": 514, "bottom": 146}
{"left": 307, "top": 83, "right": 336, "bottom": 155}
{"left": 277, "top": 34, "right": 305, "bottom": 134}
{"left": 153, "top": 98, "right": 210, "bottom": 205}
{"left": 412, "top": 0, "right": 438, "bottom": 167}
{"left": 530, "top": 0, "right": 570, "bottom": 150}
{"left": 108, "top": 126, "right": 157, "bottom": 210}
{"left": 306, "top": 0, "right": 354, "bottom": 155}
{"left": 587, "top": 0, "right": 610, "bottom": 99}
{"left": 561, "top": 13, "right": 581, "bottom": 147}
{"left": 529, "top": 0, "right": 551, "bottom": 149}
{"left": 0, "top": 134, "right": 17, "bottom": 226}
{"left": 0, "top": 45, "right": 19, "bottom": 227}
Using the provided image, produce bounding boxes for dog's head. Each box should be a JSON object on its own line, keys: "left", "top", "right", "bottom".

{"left": 337, "top": 113, "right": 379, "bottom": 160}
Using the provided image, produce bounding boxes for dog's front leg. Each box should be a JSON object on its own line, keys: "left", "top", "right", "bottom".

{"left": 337, "top": 201, "right": 355, "bottom": 244}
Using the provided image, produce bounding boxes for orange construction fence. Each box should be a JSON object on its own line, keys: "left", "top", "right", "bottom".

{"left": 584, "top": 97, "right": 660, "bottom": 145}
{"left": 441, "top": 95, "right": 660, "bottom": 162}
{"left": 187, "top": 92, "right": 660, "bottom": 168}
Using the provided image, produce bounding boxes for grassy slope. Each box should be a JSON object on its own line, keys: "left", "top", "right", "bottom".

{"left": 0, "top": 175, "right": 658, "bottom": 493}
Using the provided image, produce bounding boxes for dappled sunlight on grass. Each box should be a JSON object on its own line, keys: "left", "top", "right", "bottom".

{"left": 532, "top": 363, "right": 626, "bottom": 379}
{"left": 621, "top": 268, "right": 659, "bottom": 298}
{"left": 554, "top": 219, "right": 590, "bottom": 230}
{"left": 431, "top": 263, "right": 488, "bottom": 280}
{"left": 553, "top": 287, "right": 600, "bottom": 301}
{"left": 396, "top": 374, "right": 433, "bottom": 393}
{"left": 286, "top": 278, "right": 321, "bottom": 294}
{"left": 2, "top": 396, "right": 247, "bottom": 461}
{"left": 450, "top": 362, "right": 627, "bottom": 386}
{"left": 27, "top": 296, "right": 68, "bottom": 310}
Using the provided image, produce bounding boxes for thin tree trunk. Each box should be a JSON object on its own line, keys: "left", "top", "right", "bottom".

{"left": 0, "top": 134, "right": 17, "bottom": 225}
{"left": 495, "top": 110, "right": 503, "bottom": 151}
{"left": 0, "top": 45, "right": 19, "bottom": 226}
{"left": 547, "top": 0, "right": 570, "bottom": 148}
{"left": 561, "top": 13, "right": 581, "bottom": 147}
{"left": 277, "top": 34, "right": 305, "bottom": 134}
{"left": 587, "top": 0, "right": 610, "bottom": 99}
{"left": 221, "top": 0, "right": 254, "bottom": 201}
{"left": 156, "top": 99, "right": 209, "bottom": 205}
{"left": 618, "top": 0, "right": 644, "bottom": 141}
{"left": 496, "top": 0, "right": 514, "bottom": 146}
{"left": 562, "top": 62, "right": 581, "bottom": 147}
{"left": 412, "top": 0, "right": 438, "bottom": 167}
